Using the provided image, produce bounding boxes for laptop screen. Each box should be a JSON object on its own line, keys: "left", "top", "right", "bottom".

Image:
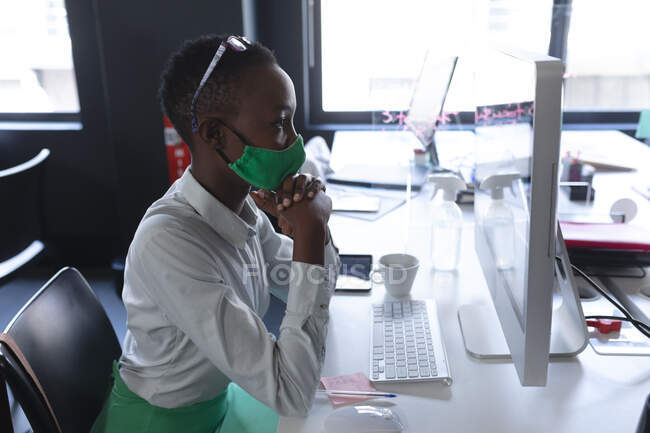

{"left": 405, "top": 53, "right": 458, "bottom": 165}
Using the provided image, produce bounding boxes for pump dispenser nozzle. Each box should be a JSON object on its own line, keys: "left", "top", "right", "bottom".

{"left": 479, "top": 173, "right": 520, "bottom": 199}
{"left": 428, "top": 173, "right": 466, "bottom": 201}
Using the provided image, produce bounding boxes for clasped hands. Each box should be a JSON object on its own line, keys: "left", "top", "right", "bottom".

{"left": 249, "top": 173, "right": 331, "bottom": 243}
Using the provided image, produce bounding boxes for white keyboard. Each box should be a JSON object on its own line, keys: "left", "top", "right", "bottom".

{"left": 370, "top": 299, "right": 452, "bottom": 385}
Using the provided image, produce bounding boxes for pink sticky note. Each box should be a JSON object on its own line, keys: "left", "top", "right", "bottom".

{"left": 320, "top": 372, "right": 377, "bottom": 407}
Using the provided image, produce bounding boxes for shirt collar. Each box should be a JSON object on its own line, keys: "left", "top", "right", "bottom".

{"left": 178, "top": 167, "right": 258, "bottom": 248}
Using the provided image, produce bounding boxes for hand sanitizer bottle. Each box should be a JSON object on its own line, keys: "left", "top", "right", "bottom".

{"left": 479, "top": 173, "right": 520, "bottom": 270}
{"left": 428, "top": 174, "right": 466, "bottom": 271}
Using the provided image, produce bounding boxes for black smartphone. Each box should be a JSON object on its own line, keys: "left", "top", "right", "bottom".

{"left": 335, "top": 254, "right": 373, "bottom": 292}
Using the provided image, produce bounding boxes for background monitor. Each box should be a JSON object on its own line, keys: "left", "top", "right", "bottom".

{"left": 405, "top": 52, "right": 458, "bottom": 167}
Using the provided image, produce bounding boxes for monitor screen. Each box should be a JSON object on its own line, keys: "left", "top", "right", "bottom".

{"left": 474, "top": 53, "right": 536, "bottom": 328}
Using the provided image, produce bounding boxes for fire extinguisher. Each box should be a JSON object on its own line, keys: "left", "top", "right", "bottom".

{"left": 163, "top": 114, "right": 191, "bottom": 184}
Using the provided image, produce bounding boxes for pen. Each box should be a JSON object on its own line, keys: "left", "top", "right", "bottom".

{"left": 317, "top": 389, "right": 397, "bottom": 398}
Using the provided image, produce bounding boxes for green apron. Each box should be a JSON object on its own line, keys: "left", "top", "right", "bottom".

{"left": 90, "top": 362, "right": 279, "bottom": 433}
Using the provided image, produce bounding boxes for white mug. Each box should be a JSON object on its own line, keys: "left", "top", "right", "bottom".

{"left": 371, "top": 254, "right": 420, "bottom": 297}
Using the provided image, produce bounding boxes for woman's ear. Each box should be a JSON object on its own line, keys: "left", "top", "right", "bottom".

{"left": 197, "top": 117, "right": 224, "bottom": 149}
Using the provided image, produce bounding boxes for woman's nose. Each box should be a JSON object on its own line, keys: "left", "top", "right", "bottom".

{"left": 284, "top": 127, "right": 298, "bottom": 149}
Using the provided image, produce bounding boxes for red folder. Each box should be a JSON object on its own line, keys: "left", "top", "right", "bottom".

{"left": 560, "top": 222, "right": 650, "bottom": 252}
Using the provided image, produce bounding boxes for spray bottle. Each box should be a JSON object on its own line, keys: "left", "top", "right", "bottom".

{"left": 479, "top": 173, "right": 520, "bottom": 270}
{"left": 428, "top": 173, "right": 466, "bottom": 271}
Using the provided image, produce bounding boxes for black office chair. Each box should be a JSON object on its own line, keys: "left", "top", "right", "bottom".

{"left": 0, "top": 148, "right": 50, "bottom": 282}
{"left": 0, "top": 267, "right": 122, "bottom": 433}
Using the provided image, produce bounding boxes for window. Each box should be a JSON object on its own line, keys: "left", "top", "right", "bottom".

{"left": 564, "top": 0, "right": 650, "bottom": 111}
{"left": 311, "top": 0, "right": 552, "bottom": 124}
{"left": 0, "top": 0, "right": 80, "bottom": 114}
{"left": 308, "top": 0, "right": 645, "bottom": 125}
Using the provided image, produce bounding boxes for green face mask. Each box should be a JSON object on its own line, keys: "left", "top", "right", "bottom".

{"left": 215, "top": 123, "right": 306, "bottom": 191}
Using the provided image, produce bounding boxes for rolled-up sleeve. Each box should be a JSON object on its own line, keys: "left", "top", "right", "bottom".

{"left": 133, "top": 217, "right": 339, "bottom": 417}
{"left": 256, "top": 211, "right": 341, "bottom": 414}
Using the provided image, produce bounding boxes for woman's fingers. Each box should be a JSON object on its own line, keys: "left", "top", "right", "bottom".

{"left": 292, "top": 174, "right": 311, "bottom": 203}
{"left": 250, "top": 190, "right": 278, "bottom": 216}
{"left": 276, "top": 173, "right": 327, "bottom": 211}
{"left": 279, "top": 175, "right": 297, "bottom": 211}
{"left": 278, "top": 214, "right": 294, "bottom": 237}
{"left": 306, "top": 176, "right": 326, "bottom": 198}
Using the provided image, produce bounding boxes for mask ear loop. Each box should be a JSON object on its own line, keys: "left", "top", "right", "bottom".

{"left": 213, "top": 119, "right": 256, "bottom": 166}
{"left": 215, "top": 147, "right": 232, "bottom": 165}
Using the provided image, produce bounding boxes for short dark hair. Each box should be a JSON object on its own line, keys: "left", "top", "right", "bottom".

{"left": 158, "top": 34, "right": 277, "bottom": 146}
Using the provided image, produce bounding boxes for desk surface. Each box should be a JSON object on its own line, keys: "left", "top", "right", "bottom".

{"left": 279, "top": 131, "right": 650, "bottom": 433}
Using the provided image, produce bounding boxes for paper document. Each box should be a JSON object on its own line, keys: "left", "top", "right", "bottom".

{"left": 320, "top": 372, "right": 377, "bottom": 407}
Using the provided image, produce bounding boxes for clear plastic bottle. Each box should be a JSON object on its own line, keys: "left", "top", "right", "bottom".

{"left": 484, "top": 199, "right": 515, "bottom": 269}
{"left": 479, "top": 173, "right": 519, "bottom": 270}
{"left": 429, "top": 174, "right": 466, "bottom": 271}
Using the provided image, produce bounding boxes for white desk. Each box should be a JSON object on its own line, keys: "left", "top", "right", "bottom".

{"left": 279, "top": 131, "right": 650, "bottom": 433}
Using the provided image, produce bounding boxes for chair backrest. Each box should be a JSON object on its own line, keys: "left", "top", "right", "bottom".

{"left": 0, "top": 267, "right": 122, "bottom": 433}
{"left": 0, "top": 148, "right": 50, "bottom": 279}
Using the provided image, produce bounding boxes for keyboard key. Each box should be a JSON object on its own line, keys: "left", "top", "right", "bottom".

{"left": 407, "top": 358, "right": 417, "bottom": 365}
{"left": 397, "top": 367, "right": 407, "bottom": 378}
{"left": 386, "top": 366, "right": 395, "bottom": 379}
{"left": 373, "top": 353, "right": 384, "bottom": 360}
{"left": 420, "top": 367, "right": 430, "bottom": 377}
{"left": 409, "top": 369, "right": 419, "bottom": 378}
{"left": 373, "top": 325, "right": 384, "bottom": 347}
{"left": 373, "top": 373, "right": 379, "bottom": 380}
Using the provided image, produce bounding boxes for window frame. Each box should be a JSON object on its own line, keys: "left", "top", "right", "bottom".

{"left": 0, "top": 113, "right": 81, "bottom": 122}
{"left": 302, "top": 0, "right": 642, "bottom": 130}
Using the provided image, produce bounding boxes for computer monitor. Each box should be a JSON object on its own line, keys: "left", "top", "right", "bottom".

{"left": 405, "top": 52, "right": 458, "bottom": 168}
{"left": 458, "top": 48, "right": 587, "bottom": 386}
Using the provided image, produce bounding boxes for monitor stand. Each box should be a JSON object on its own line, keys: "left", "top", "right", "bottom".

{"left": 458, "top": 225, "right": 589, "bottom": 359}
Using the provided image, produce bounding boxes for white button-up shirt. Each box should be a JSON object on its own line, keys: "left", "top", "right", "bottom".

{"left": 119, "top": 168, "right": 340, "bottom": 416}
